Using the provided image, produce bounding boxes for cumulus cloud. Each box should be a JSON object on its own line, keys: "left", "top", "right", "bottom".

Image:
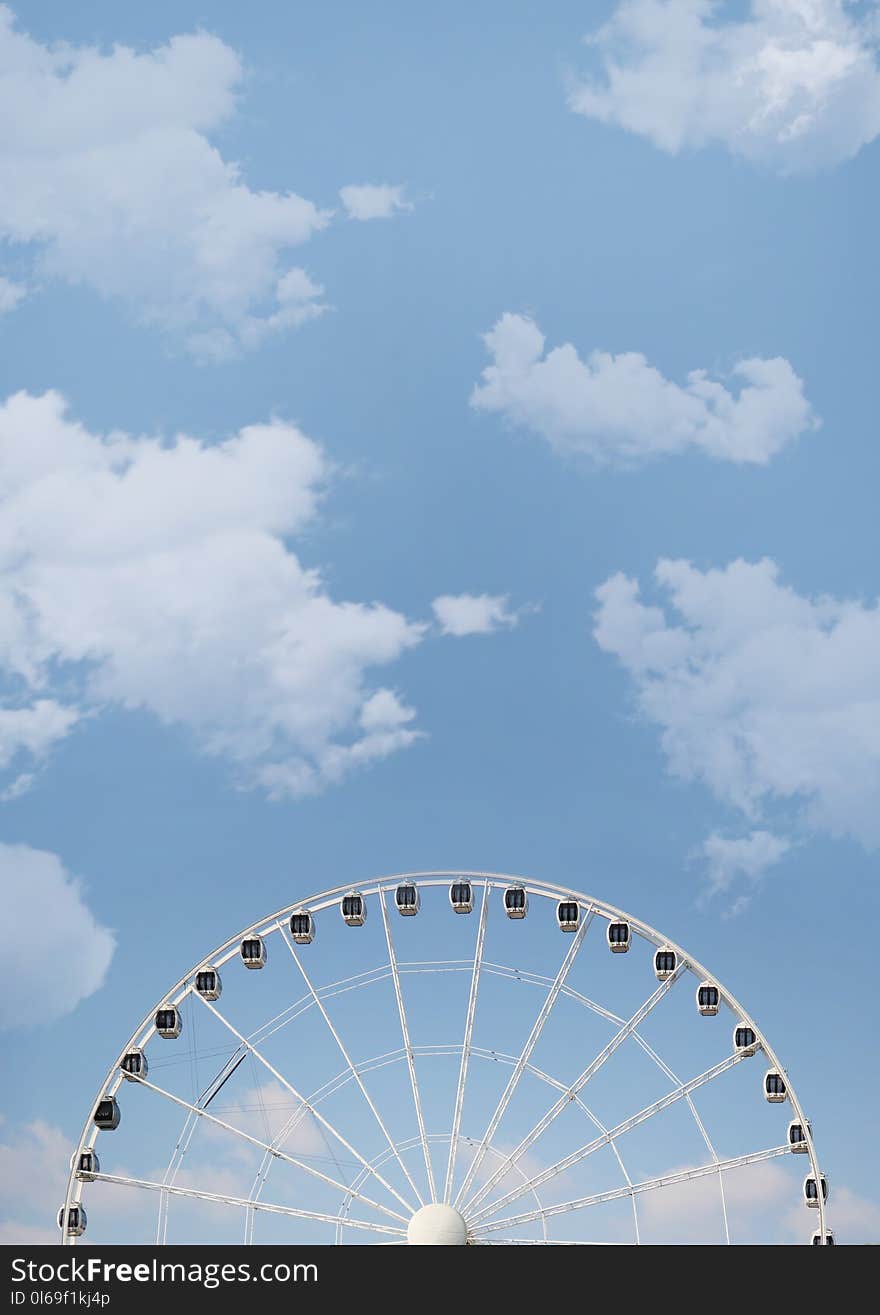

{"left": 0, "top": 843, "right": 115, "bottom": 1028}
{"left": 431, "top": 593, "right": 521, "bottom": 636}
{"left": 0, "top": 275, "right": 26, "bottom": 314}
{"left": 0, "top": 8, "right": 331, "bottom": 356}
{"left": 0, "top": 391, "right": 437, "bottom": 798}
{"left": 0, "top": 1112, "right": 237, "bottom": 1243}
{"left": 569, "top": 0, "right": 880, "bottom": 172}
{"left": 638, "top": 1158, "right": 796, "bottom": 1242}
{"left": 594, "top": 559, "right": 880, "bottom": 885}
{"left": 795, "top": 1185, "right": 880, "bottom": 1244}
{"left": 471, "top": 313, "right": 816, "bottom": 466}
{"left": 0, "top": 1115, "right": 68, "bottom": 1241}
{"left": 339, "top": 183, "right": 412, "bottom": 220}
{"left": 699, "top": 829, "right": 794, "bottom": 913}
{"left": 202, "top": 1081, "right": 327, "bottom": 1156}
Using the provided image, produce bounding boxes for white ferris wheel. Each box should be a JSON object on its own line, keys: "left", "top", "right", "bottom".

{"left": 60, "top": 873, "right": 832, "bottom": 1246}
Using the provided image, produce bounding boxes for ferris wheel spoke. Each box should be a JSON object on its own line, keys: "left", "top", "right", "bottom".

{"left": 463, "top": 960, "right": 685, "bottom": 1216}
{"left": 194, "top": 992, "right": 412, "bottom": 1217}
{"left": 465, "top": 1051, "right": 639, "bottom": 1234}
{"left": 443, "top": 882, "right": 490, "bottom": 1204}
{"left": 127, "top": 1074, "right": 407, "bottom": 1225}
{"left": 277, "top": 923, "right": 423, "bottom": 1211}
{"left": 627, "top": 1031, "right": 733, "bottom": 1244}
{"left": 379, "top": 890, "right": 437, "bottom": 1202}
{"left": 470, "top": 1144, "right": 790, "bottom": 1236}
{"left": 467, "top": 1050, "right": 746, "bottom": 1225}
{"left": 88, "top": 1172, "right": 405, "bottom": 1236}
{"left": 453, "top": 907, "right": 594, "bottom": 1211}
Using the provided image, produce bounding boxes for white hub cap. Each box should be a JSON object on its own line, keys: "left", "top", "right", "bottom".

{"left": 406, "top": 1204, "right": 468, "bottom": 1245}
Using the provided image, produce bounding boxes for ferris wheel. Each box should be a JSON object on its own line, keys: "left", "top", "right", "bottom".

{"left": 60, "top": 873, "right": 832, "bottom": 1246}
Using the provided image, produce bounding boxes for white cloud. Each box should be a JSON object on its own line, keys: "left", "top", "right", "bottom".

{"left": 0, "top": 1113, "right": 223, "bottom": 1243}
{"left": 0, "top": 843, "right": 115, "bottom": 1028}
{"left": 0, "top": 1115, "right": 68, "bottom": 1217}
{"left": 204, "top": 1081, "right": 327, "bottom": 1156}
{"left": 0, "top": 390, "right": 434, "bottom": 797}
{"left": 1, "top": 771, "right": 34, "bottom": 801}
{"left": 431, "top": 593, "right": 521, "bottom": 636}
{"left": 569, "top": 0, "right": 880, "bottom": 172}
{"left": 0, "top": 699, "right": 80, "bottom": 770}
{"left": 338, "top": 183, "right": 412, "bottom": 220}
{"left": 594, "top": 558, "right": 880, "bottom": 856}
{"left": 0, "top": 275, "right": 26, "bottom": 313}
{"left": 0, "top": 8, "right": 331, "bottom": 356}
{"left": 0, "top": 1114, "right": 70, "bottom": 1242}
{"left": 793, "top": 1184, "right": 880, "bottom": 1244}
{"left": 699, "top": 829, "right": 794, "bottom": 912}
{"left": 471, "top": 313, "right": 816, "bottom": 466}
{"left": 638, "top": 1157, "right": 795, "bottom": 1242}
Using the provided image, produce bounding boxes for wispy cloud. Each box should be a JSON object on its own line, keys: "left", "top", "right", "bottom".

{"left": 697, "top": 829, "right": 794, "bottom": 914}
{"left": 339, "top": 183, "right": 413, "bottom": 220}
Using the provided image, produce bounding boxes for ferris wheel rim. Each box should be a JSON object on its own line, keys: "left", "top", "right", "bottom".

{"left": 62, "top": 871, "right": 828, "bottom": 1243}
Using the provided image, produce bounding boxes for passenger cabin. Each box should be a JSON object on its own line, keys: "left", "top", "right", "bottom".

{"left": 341, "top": 893, "right": 366, "bottom": 927}
{"left": 654, "top": 947, "right": 677, "bottom": 981}
{"left": 241, "top": 934, "right": 267, "bottom": 967}
{"left": 289, "top": 913, "right": 315, "bottom": 945}
{"left": 155, "top": 1005, "right": 182, "bottom": 1039}
{"left": 733, "top": 1023, "right": 759, "bottom": 1057}
{"left": 58, "top": 1204, "right": 86, "bottom": 1237}
{"left": 93, "top": 1096, "right": 120, "bottom": 1131}
{"left": 764, "top": 1069, "right": 787, "bottom": 1103}
{"left": 195, "top": 967, "right": 221, "bottom": 1001}
{"left": 74, "top": 1149, "right": 99, "bottom": 1181}
{"left": 395, "top": 884, "right": 419, "bottom": 916}
{"left": 120, "top": 1048, "right": 148, "bottom": 1080}
{"left": 503, "top": 886, "right": 528, "bottom": 919}
{"left": 607, "top": 921, "right": 631, "bottom": 953}
{"left": 788, "top": 1120, "right": 811, "bottom": 1153}
{"left": 557, "top": 901, "right": 579, "bottom": 932}
{"left": 449, "top": 881, "right": 473, "bottom": 914}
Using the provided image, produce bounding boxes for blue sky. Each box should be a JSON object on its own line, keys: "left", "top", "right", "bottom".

{"left": 1, "top": 0, "right": 879, "bottom": 1243}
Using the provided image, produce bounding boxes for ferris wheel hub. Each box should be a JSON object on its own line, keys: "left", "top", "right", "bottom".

{"left": 406, "top": 1203, "right": 468, "bottom": 1245}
